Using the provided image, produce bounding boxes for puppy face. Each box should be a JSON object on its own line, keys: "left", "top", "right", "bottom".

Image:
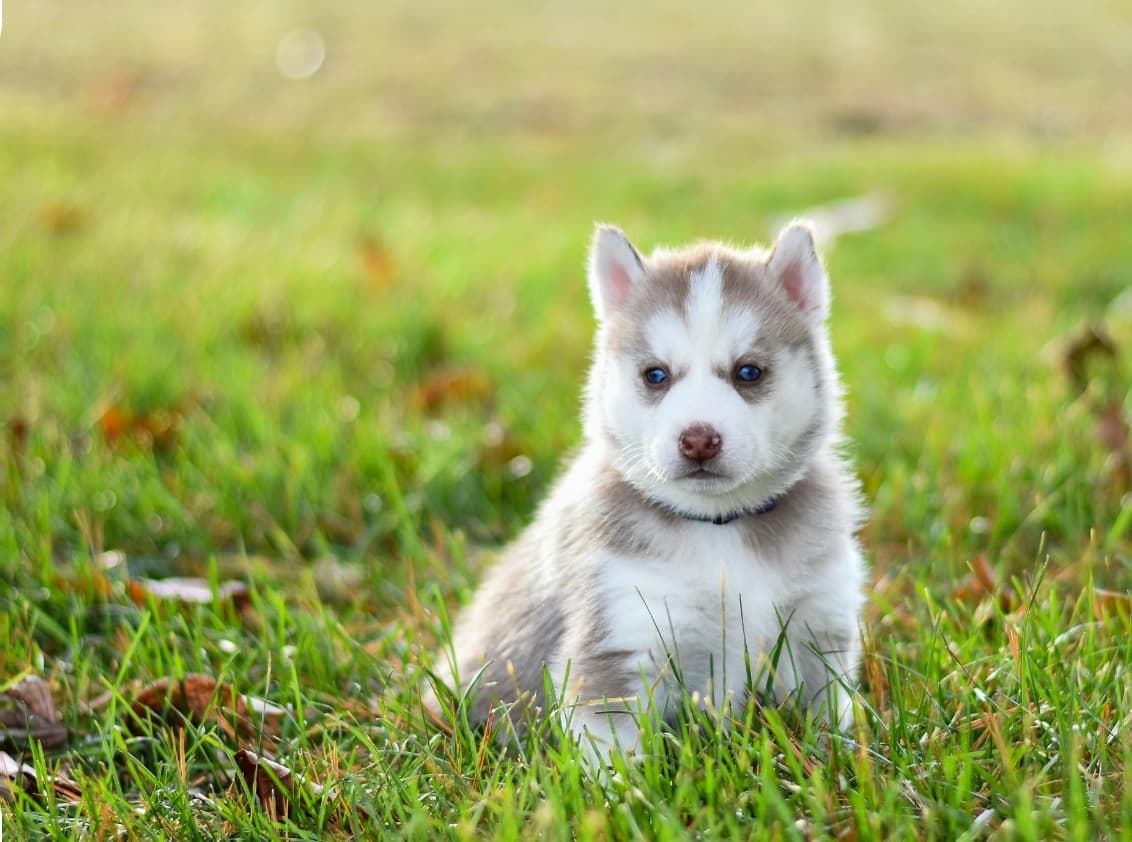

{"left": 585, "top": 223, "right": 835, "bottom": 519}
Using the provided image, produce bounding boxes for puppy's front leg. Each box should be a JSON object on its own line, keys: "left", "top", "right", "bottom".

{"left": 562, "top": 698, "right": 642, "bottom": 775}
{"left": 784, "top": 626, "right": 859, "bottom": 731}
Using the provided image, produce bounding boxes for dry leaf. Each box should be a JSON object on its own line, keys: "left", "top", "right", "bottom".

{"left": 40, "top": 203, "right": 87, "bottom": 235}
{"left": 128, "top": 577, "right": 252, "bottom": 617}
{"left": 81, "top": 690, "right": 115, "bottom": 715}
{"left": 232, "top": 749, "right": 333, "bottom": 824}
{"left": 952, "top": 553, "right": 1015, "bottom": 611}
{"left": 1095, "top": 402, "right": 1129, "bottom": 453}
{"left": 97, "top": 406, "right": 131, "bottom": 442}
{"left": 970, "top": 552, "right": 997, "bottom": 595}
{"left": 411, "top": 366, "right": 493, "bottom": 413}
{"left": 0, "top": 676, "right": 67, "bottom": 750}
{"left": 239, "top": 307, "right": 296, "bottom": 350}
{"left": 243, "top": 695, "right": 288, "bottom": 726}
{"left": 1062, "top": 324, "right": 1117, "bottom": 396}
{"left": 129, "top": 675, "right": 285, "bottom": 741}
{"left": 358, "top": 235, "right": 398, "bottom": 290}
{"left": 476, "top": 422, "right": 527, "bottom": 471}
{"left": 860, "top": 644, "right": 888, "bottom": 713}
{"left": 130, "top": 674, "right": 253, "bottom": 740}
{"left": 1059, "top": 323, "right": 1131, "bottom": 491}
{"left": 952, "top": 552, "right": 995, "bottom": 603}
{"left": 1005, "top": 623, "right": 1021, "bottom": 664}
{"left": 97, "top": 405, "right": 182, "bottom": 452}
{"left": 86, "top": 69, "right": 141, "bottom": 113}
{"left": 0, "top": 750, "right": 82, "bottom": 803}
{"left": 956, "top": 264, "right": 991, "bottom": 309}
{"left": 4, "top": 677, "right": 58, "bottom": 723}
{"left": 7, "top": 416, "right": 29, "bottom": 454}
{"left": 1060, "top": 325, "right": 1131, "bottom": 489}
{"left": 52, "top": 569, "right": 112, "bottom": 600}
{"left": 0, "top": 751, "right": 36, "bottom": 802}
{"left": 1095, "top": 401, "right": 1131, "bottom": 490}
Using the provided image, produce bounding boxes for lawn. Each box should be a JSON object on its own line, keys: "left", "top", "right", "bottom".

{"left": 2, "top": 0, "right": 1132, "bottom": 838}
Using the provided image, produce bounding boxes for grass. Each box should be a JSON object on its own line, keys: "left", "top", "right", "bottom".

{"left": 2, "top": 0, "right": 1132, "bottom": 838}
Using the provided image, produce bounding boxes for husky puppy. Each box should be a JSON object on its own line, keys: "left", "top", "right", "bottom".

{"left": 430, "top": 221, "right": 866, "bottom": 757}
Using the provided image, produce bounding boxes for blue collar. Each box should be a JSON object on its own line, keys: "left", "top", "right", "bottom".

{"left": 683, "top": 496, "right": 778, "bottom": 525}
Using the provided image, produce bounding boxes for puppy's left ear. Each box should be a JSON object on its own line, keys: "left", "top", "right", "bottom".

{"left": 767, "top": 221, "right": 830, "bottom": 321}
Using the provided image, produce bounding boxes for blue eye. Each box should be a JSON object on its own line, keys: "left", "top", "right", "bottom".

{"left": 736, "top": 364, "right": 762, "bottom": 383}
{"left": 644, "top": 367, "right": 669, "bottom": 386}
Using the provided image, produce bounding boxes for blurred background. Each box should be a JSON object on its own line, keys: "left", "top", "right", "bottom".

{"left": 6, "top": 1, "right": 1132, "bottom": 145}
{"left": 2, "top": 0, "right": 1132, "bottom": 602}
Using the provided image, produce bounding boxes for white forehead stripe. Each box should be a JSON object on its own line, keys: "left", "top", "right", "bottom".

{"left": 688, "top": 257, "right": 760, "bottom": 359}
{"left": 686, "top": 258, "right": 723, "bottom": 328}
{"left": 644, "top": 256, "right": 762, "bottom": 365}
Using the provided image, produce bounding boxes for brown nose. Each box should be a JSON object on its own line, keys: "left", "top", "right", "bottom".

{"left": 679, "top": 424, "right": 722, "bottom": 462}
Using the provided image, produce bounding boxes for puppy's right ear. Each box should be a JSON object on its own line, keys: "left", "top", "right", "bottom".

{"left": 588, "top": 224, "right": 645, "bottom": 321}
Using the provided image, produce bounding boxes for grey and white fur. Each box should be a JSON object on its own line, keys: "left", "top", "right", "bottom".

{"left": 428, "top": 221, "right": 867, "bottom": 758}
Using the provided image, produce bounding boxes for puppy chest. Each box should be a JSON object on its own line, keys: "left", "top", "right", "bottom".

{"left": 596, "top": 532, "right": 794, "bottom": 675}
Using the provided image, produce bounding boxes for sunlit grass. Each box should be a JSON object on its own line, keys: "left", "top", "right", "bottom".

{"left": 3, "top": 0, "right": 1132, "bottom": 838}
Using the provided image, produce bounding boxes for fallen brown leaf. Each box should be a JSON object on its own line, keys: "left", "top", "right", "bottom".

{"left": 411, "top": 366, "right": 493, "bottom": 413}
{"left": 955, "top": 264, "right": 991, "bottom": 309}
{"left": 970, "top": 552, "right": 997, "bottom": 595}
{"left": 130, "top": 674, "right": 254, "bottom": 740}
{"left": 7, "top": 416, "right": 29, "bottom": 454}
{"left": 0, "top": 750, "right": 82, "bottom": 803}
{"left": 243, "top": 695, "right": 288, "bottom": 726}
{"left": 1062, "top": 324, "right": 1117, "bottom": 395}
{"left": 131, "top": 674, "right": 239, "bottom": 724}
{"left": 0, "top": 676, "right": 67, "bottom": 750}
{"left": 1095, "top": 401, "right": 1131, "bottom": 490}
{"left": 128, "top": 674, "right": 286, "bottom": 741}
{"left": 952, "top": 552, "right": 995, "bottom": 602}
{"left": 860, "top": 642, "right": 888, "bottom": 713}
{"left": 4, "top": 677, "right": 58, "bottom": 722}
{"left": 357, "top": 234, "right": 398, "bottom": 290}
{"left": 238, "top": 307, "right": 298, "bottom": 351}
{"left": 476, "top": 422, "right": 527, "bottom": 471}
{"left": 952, "top": 553, "right": 1015, "bottom": 611}
{"left": 97, "top": 406, "right": 131, "bottom": 442}
{"left": 97, "top": 405, "right": 182, "bottom": 452}
{"left": 1060, "top": 324, "right": 1130, "bottom": 491}
{"left": 1095, "top": 402, "right": 1129, "bottom": 452}
{"left": 40, "top": 203, "right": 88, "bottom": 235}
{"left": 52, "top": 569, "right": 112, "bottom": 600}
{"left": 86, "top": 69, "right": 142, "bottom": 113}
{"left": 1005, "top": 623, "right": 1021, "bottom": 664}
{"left": 0, "top": 751, "right": 37, "bottom": 802}
{"left": 127, "top": 577, "right": 252, "bottom": 617}
{"left": 81, "top": 689, "right": 116, "bottom": 714}
{"left": 232, "top": 749, "right": 333, "bottom": 824}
